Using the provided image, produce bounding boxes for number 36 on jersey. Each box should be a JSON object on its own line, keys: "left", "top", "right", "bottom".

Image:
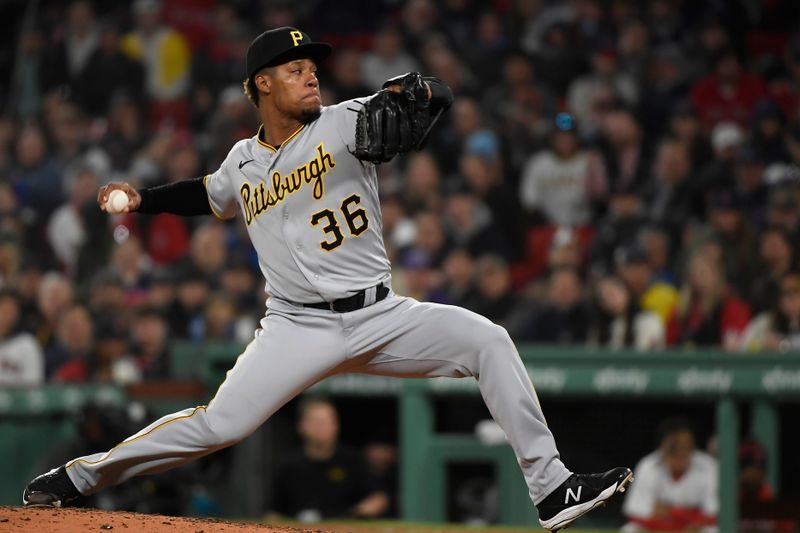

{"left": 310, "top": 193, "right": 369, "bottom": 251}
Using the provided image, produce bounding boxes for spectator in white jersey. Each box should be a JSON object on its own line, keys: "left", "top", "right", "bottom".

{"left": 519, "top": 112, "right": 607, "bottom": 227}
{"left": 622, "top": 418, "right": 718, "bottom": 533}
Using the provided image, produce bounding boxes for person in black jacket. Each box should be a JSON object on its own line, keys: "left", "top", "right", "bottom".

{"left": 268, "top": 397, "right": 388, "bottom": 521}
{"left": 517, "top": 267, "right": 590, "bottom": 344}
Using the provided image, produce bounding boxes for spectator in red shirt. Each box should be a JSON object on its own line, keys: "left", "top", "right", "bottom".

{"left": 667, "top": 251, "right": 751, "bottom": 350}
{"left": 691, "top": 48, "right": 767, "bottom": 131}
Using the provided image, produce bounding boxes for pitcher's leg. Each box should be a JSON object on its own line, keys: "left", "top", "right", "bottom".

{"left": 66, "top": 314, "right": 347, "bottom": 495}
{"left": 350, "top": 298, "right": 571, "bottom": 504}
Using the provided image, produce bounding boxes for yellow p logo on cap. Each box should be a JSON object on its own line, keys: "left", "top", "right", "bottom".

{"left": 290, "top": 30, "right": 303, "bottom": 47}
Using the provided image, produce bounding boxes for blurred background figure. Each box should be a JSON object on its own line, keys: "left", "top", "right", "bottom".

{"left": 737, "top": 440, "right": 797, "bottom": 532}
{"left": 691, "top": 48, "right": 767, "bottom": 132}
{"left": 0, "top": 289, "right": 44, "bottom": 386}
{"left": 644, "top": 138, "right": 699, "bottom": 247}
{"left": 463, "top": 254, "right": 524, "bottom": 328}
{"left": 590, "top": 184, "right": 648, "bottom": 277}
{"left": 519, "top": 112, "right": 607, "bottom": 228}
{"left": 363, "top": 441, "right": 398, "bottom": 518}
{"left": 739, "top": 440, "right": 774, "bottom": 504}
{"left": 741, "top": 272, "right": 800, "bottom": 352}
{"left": 567, "top": 47, "right": 638, "bottom": 128}
{"left": 268, "top": 397, "right": 388, "bottom": 521}
{"left": 361, "top": 26, "right": 420, "bottom": 91}
{"left": 666, "top": 251, "right": 751, "bottom": 351}
{"left": 47, "top": 160, "right": 112, "bottom": 284}
{"left": 47, "top": 304, "right": 95, "bottom": 382}
{"left": 121, "top": 0, "right": 191, "bottom": 129}
{"left": 622, "top": 418, "right": 718, "bottom": 533}
{"left": 748, "top": 226, "right": 797, "bottom": 313}
{"left": 588, "top": 275, "right": 665, "bottom": 351}
{"left": 514, "top": 267, "right": 589, "bottom": 344}
{"left": 129, "top": 307, "right": 170, "bottom": 380}
{"left": 615, "top": 242, "right": 678, "bottom": 325}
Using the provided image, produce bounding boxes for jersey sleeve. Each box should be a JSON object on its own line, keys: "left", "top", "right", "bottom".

{"left": 203, "top": 147, "right": 240, "bottom": 220}
{"left": 327, "top": 94, "right": 377, "bottom": 149}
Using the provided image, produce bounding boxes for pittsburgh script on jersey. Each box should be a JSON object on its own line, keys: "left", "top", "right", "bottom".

{"left": 240, "top": 143, "right": 335, "bottom": 226}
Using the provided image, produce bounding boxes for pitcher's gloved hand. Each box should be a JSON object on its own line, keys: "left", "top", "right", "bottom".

{"left": 352, "top": 72, "right": 432, "bottom": 164}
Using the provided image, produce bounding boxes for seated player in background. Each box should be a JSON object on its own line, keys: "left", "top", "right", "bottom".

{"left": 737, "top": 439, "right": 796, "bottom": 533}
{"left": 267, "top": 397, "right": 388, "bottom": 521}
{"left": 622, "top": 418, "right": 718, "bottom": 533}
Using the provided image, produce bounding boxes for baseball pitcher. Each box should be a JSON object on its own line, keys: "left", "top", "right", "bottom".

{"left": 24, "top": 27, "right": 631, "bottom": 531}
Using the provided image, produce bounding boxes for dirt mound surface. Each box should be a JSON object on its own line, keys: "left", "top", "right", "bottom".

{"left": 0, "top": 506, "right": 317, "bottom": 533}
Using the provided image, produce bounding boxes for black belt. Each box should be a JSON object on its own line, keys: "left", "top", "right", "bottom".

{"left": 304, "top": 283, "right": 390, "bottom": 313}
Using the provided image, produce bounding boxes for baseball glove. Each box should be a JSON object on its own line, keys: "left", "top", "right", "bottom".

{"left": 352, "top": 72, "right": 433, "bottom": 164}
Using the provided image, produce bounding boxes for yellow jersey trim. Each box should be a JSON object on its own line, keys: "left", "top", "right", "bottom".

{"left": 203, "top": 175, "right": 230, "bottom": 220}
{"left": 257, "top": 123, "right": 305, "bottom": 151}
{"left": 282, "top": 123, "right": 306, "bottom": 145}
{"left": 66, "top": 406, "right": 207, "bottom": 469}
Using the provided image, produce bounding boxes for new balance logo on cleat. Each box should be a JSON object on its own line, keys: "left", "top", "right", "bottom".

{"left": 536, "top": 467, "right": 633, "bottom": 532}
{"left": 565, "top": 486, "right": 582, "bottom": 504}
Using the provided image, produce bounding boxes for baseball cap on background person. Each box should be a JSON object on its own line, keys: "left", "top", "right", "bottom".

{"left": 554, "top": 112, "right": 577, "bottom": 133}
{"left": 466, "top": 130, "right": 500, "bottom": 161}
{"left": 738, "top": 439, "right": 768, "bottom": 471}
{"left": 246, "top": 27, "right": 332, "bottom": 79}
{"left": 738, "top": 439, "right": 772, "bottom": 501}
{"left": 550, "top": 112, "right": 580, "bottom": 159}
{"left": 711, "top": 121, "right": 744, "bottom": 153}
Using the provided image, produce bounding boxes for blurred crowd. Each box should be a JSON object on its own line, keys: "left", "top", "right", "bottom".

{"left": 2, "top": 0, "right": 800, "bottom": 387}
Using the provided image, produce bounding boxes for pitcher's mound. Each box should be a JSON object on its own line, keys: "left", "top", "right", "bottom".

{"left": 0, "top": 506, "right": 317, "bottom": 533}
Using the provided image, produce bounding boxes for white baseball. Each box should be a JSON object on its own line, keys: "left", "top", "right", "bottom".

{"left": 107, "top": 189, "right": 129, "bottom": 213}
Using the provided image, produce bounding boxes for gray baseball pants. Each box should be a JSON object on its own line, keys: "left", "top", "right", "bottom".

{"left": 65, "top": 294, "right": 572, "bottom": 505}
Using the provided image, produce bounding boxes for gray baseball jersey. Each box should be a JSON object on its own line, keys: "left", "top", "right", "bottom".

{"left": 61, "top": 93, "right": 572, "bottom": 513}
{"left": 204, "top": 97, "right": 389, "bottom": 303}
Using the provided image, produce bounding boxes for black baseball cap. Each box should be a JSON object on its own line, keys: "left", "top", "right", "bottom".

{"left": 246, "top": 26, "right": 332, "bottom": 79}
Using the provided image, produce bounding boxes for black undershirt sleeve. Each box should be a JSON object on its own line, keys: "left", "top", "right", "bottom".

{"left": 424, "top": 77, "right": 454, "bottom": 113}
{"left": 137, "top": 176, "right": 213, "bottom": 216}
